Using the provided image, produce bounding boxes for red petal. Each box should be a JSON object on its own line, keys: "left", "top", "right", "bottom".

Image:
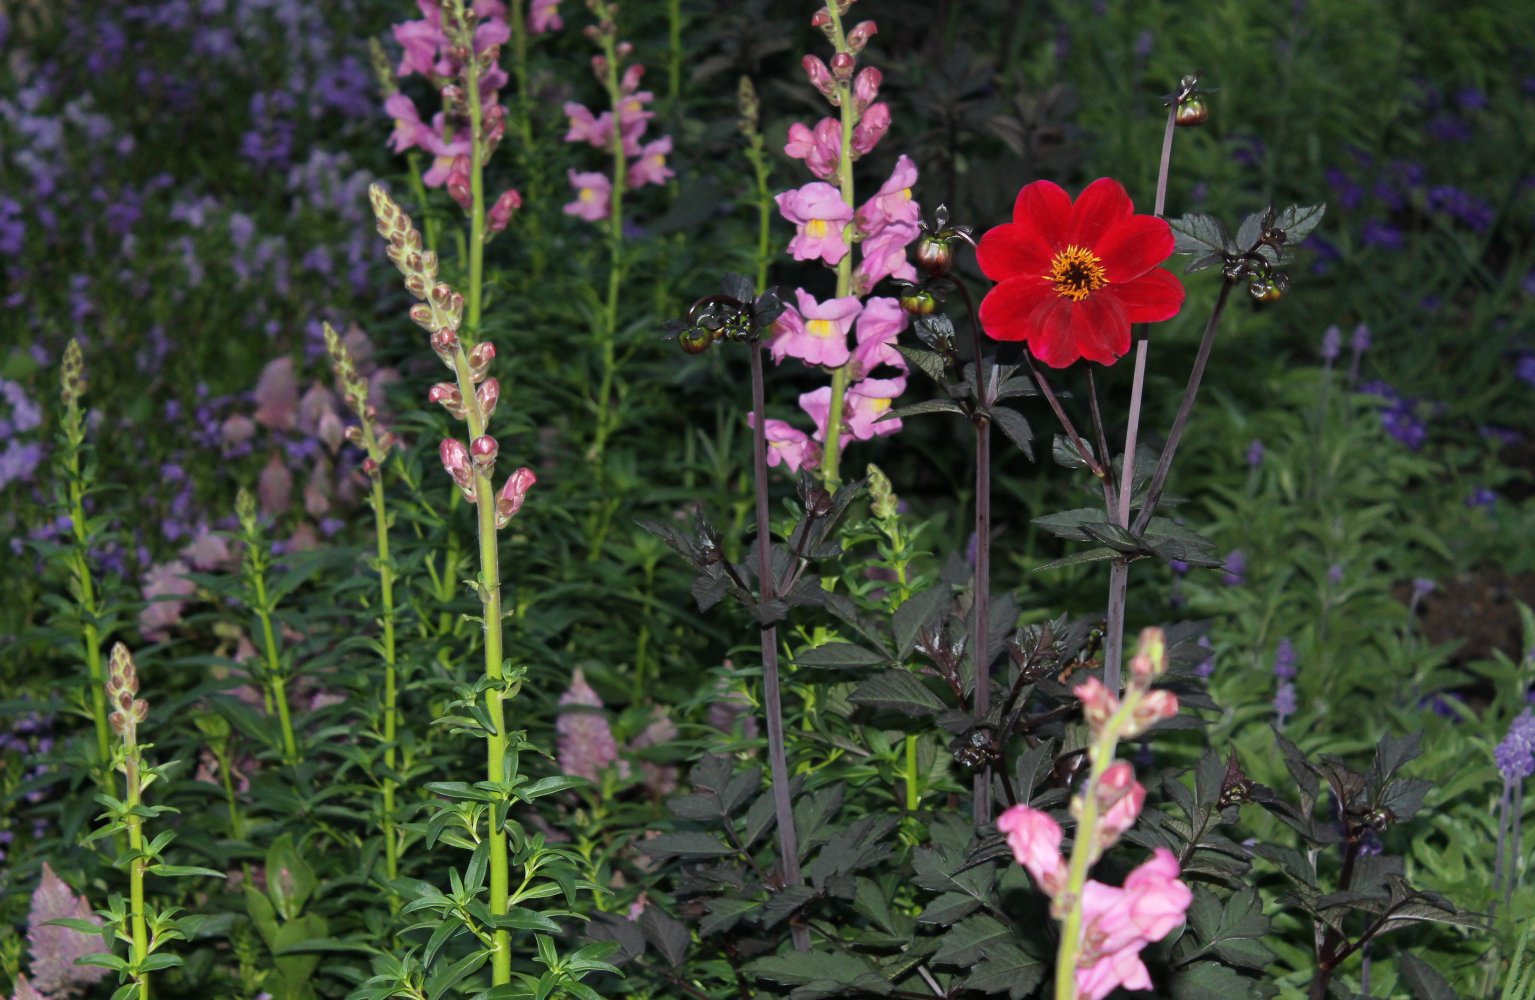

{"left": 1024, "top": 296, "right": 1078, "bottom": 367}
{"left": 979, "top": 275, "right": 1053, "bottom": 342}
{"left": 1069, "top": 291, "right": 1132, "bottom": 365}
{"left": 1012, "top": 180, "right": 1072, "bottom": 247}
{"left": 1111, "top": 267, "right": 1186, "bottom": 323}
{"left": 1096, "top": 214, "right": 1175, "bottom": 282}
{"left": 1068, "top": 178, "right": 1132, "bottom": 249}
{"left": 976, "top": 222, "right": 1054, "bottom": 282}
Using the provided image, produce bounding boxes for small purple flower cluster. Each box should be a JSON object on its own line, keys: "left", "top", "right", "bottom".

{"left": 1494, "top": 709, "right": 1535, "bottom": 782}
{"left": 1272, "top": 638, "right": 1298, "bottom": 728}
{"left": 1359, "top": 380, "right": 1431, "bottom": 450}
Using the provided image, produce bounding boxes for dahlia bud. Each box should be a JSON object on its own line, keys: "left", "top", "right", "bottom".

{"left": 429, "top": 382, "right": 467, "bottom": 419}
{"left": 428, "top": 331, "right": 458, "bottom": 371}
{"left": 487, "top": 189, "right": 522, "bottom": 236}
{"left": 1248, "top": 277, "right": 1282, "bottom": 302}
{"left": 915, "top": 235, "right": 953, "bottom": 277}
{"left": 476, "top": 377, "right": 500, "bottom": 420}
{"left": 802, "top": 55, "right": 839, "bottom": 103}
{"left": 495, "top": 466, "right": 537, "bottom": 528}
{"left": 853, "top": 66, "right": 881, "bottom": 112}
{"left": 678, "top": 327, "right": 712, "bottom": 354}
{"left": 470, "top": 434, "right": 498, "bottom": 473}
{"left": 899, "top": 287, "right": 937, "bottom": 316}
{"left": 440, "top": 438, "right": 477, "bottom": 500}
{"left": 846, "top": 20, "right": 878, "bottom": 52}
{"left": 1175, "top": 94, "right": 1209, "bottom": 127}
{"left": 468, "top": 341, "right": 496, "bottom": 382}
{"left": 830, "top": 51, "right": 855, "bottom": 82}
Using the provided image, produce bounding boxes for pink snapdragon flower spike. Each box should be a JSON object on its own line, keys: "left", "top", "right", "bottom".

{"left": 385, "top": 93, "right": 435, "bottom": 154}
{"left": 785, "top": 118, "right": 842, "bottom": 182}
{"left": 564, "top": 102, "right": 612, "bottom": 147}
{"left": 856, "top": 222, "right": 920, "bottom": 293}
{"left": 769, "top": 289, "right": 861, "bottom": 368}
{"left": 1075, "top": 849, "right": 1192, "bottom": 1000}
{"left": 857, "top": 154, "right": 920, "bottom": 234}
{"left": 564, "top": 169, "right": 612, "bottom": 222}
{"left": 487, "top": 188, "right": 522, "bottom": 234}
{"left": 529, "top": 0, "right": 562, "bottom": 32}
{"left": 849, "top": 296, "right": 908, "bottom": 378}
{"left": 776, "top": 182, "right": 855, "bottom": 266}
{"left": 627, "top": 137, "right": 674, "bottom": 188}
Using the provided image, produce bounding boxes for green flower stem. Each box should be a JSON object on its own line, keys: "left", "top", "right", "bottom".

{"left": 367, "top": 471, "right": 402, "bottom": 889}
{"left": 59, "top": 373, "right": 112, "bottom": 771}
{"left": 1050, "top": 688, "right": 1148, "bottom": 999}
{"left": 818, "top": 0, "right": 860, "bottom": 490}
{"left": 904, "top": 734, "right": 920, "bottom": 811}
{"left": 124, "top": 748, "right": 152, "bottom": 1000}
{"left": 667, "top": 0, "right": 682, "bottom": 104}
{"left": 738, "top": 79, "right": 774, "bottom": 296}
{"left": 407, "top": 155, "right": 440, "bottom": 268}
{"left": 588, "top": 21, "right": 630, "bottom": 477}
{"left": 461, "top": 0, "right": 488, "bottom": 336}
{"left": 1100, "top": 92, "right": 1180, "bottom": 695}
{"left": 213, "top": 743, "right": 246, "bottom": 841}
{"left": 252, "top": 570, "right": 300, "bottom": 765}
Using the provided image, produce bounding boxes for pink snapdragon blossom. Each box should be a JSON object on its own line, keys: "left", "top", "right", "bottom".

{"left": 769, "top": 289, "right": 861, "bottom": 367}
{"left": 996, "top": 805, "right": 1067, "bottom": 897}
{"left": 529, "top": 0, "right": 562, "bottom": 32}
{"left": 1075, "top": 849, "right": 1191, "bottom": 1000}
{"left": 1092, "top": 760, "right": 1147, "bottom": 851}
{"left": 628, "top": 137, "right": 674, "bottom": 188}
{"left": 564, "top": 170, "right": 612, "bottom": 222}
{"left": 747, "top": 414, "right": 822, "bottom": 472}
{"left": 852, "top": 102, "right": 891, "bottom": 155}
{"left": 856, "top": 154, "right": 920, "bottom": 235}
{"left": 849, "top": 296, "right": 908, "bottom": 378}
{"left": 785, "top": 118, "right": 842, "bottom": 182}
{"left": 385, "top": 93, "right": 435, "bottom": 154}
{"left": 856, "top": 221, "right": 919, "bottom": 292}
{"left": 488, "top": 188, "right": 522, "bottom": 233}
{"left": 564, "top": 102, "right": 612, "bottom": 147}
{"left": 797, "top": 386, "right": 840, "bottom": 448}
{"left": 775, "top": 182, "right": 854, "bottom": 266}
{"left": 843, "top": 377, "right": 905, "bottom": 440}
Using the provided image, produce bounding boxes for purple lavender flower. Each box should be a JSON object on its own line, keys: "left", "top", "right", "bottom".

{"left": 1327, "top": 563, "right": 1344, "bottom": 585}
{"left": 1425, "top": 114, "right": 1473, "bottom": 143}
{"left": 0, "top": 196, "right": 24, "bottom": 255}
{"left": 1516, "top": 355, "right": 1535, "bottom": 389}
{"left": 1246, "top": 439, "right": 1264, "bottom": 468}
{"left": 1222, "top": 549, "right": 1246, "bottom": 586}
{"left": 1274, "top": 682, "right": 1297, "bottom": 728}
{"left": 1427, "top": 185, "right": 1495, "bottom": 231}
{"left": 1359, "top": 218, "right": 1404, "bottom": 251}
{"left": 1194, "top": 636, "right": 1214, "bottom": 678}
{"left": 1321, "top": 325, "right": 1341, "bottom": 362}
{"left": 1467, "top": 486, "right": 1497, "bottom": 509}
{"left": 1495, "top": 711, "right": 1535, "bottom": 780}
{"left": 1273, "top": 638, "right": 1297, "bottom": 680}
{"left": 1324, "top": 167, "right": 1364, "bottom": 210}
{"left": 1456, "top": 86, "right": 1488, "bottom": 111}
{"left": 1351, "top": 323, "right": 1371, "bottom": 354}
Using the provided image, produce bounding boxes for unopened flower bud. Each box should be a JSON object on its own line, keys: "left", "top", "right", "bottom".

{"left": 487, "top": 188, "right": 522, "bottom": 235}
{"left": 830, "top": 51, "right": 855, "bottom": 81}
{"left": 468, "top": 341, "right": 496, "bottom": 381}
{"left": 915, "top": 235, "right": 953, "bottom": 277}
{"left": 811, "top": 8, "right": 831, "bottom": 28}
{"left": 678, "top": 327, "right": 712, "bottom": 354}
{"left": 852, "top": 102, "right": 890, "bottom": 156}
{"left": 345, "top": 425, "right": 365, "bottom": 446}
{"left": 1248, "top": 277, "right": 1282, "bottom": 302}
{"left": 1175, "top": 94, "right": 1209, "bottom": 127}
{"left": 409, "top": 302, "right": 435, "bottom": 331}
{"left": 846, "top": 20, "right": 877, "bottom": 52}
{"left": 802, "top": 55, "right": 839, "bottom": 102}
{"left": 899, "top": 287, "right": 937, "bottom": 316}
{"left": 867, "top": 463, "right": 898, "bottom": 520}
{"left": 616, "top": 41, "right": 633, "bottom": 60}
{"left": 1092, "top": 760, "right": 1146, "bottom": 850}
{"left": 430, "top": 329, "right": 460, "bottom": 369}
{"left": 621, "top": 62, "right": 643, "bottom": 91}
{"left": 590, "top": 53, "right": 607, "bottom": 79}
{"left": 476, "top": 377, "right": 500, "bottom": 420}
{"left": 440, "top": 438, "right": 477, "bottom": 500}
{"left": 1130, "top": 627, "right": 1167, "bottom": 681}
{"left": 1127, "top": 689, "right": 1179, "bottom": 736}
{"left": 853, "top": 66, "right": 881, "bottom": 111}
{"left": 61, "top": 339, "right": 86, "bottom": 405}
{"left": 495, "top": 466, "right": 537, "bottom": 527}
{"left": 429, "top": 382, "right": 467, "bottom": 419}
{"left": 431, "top": 283, "right": 464, "bottom": 328}
{"left": 447, "top": 157, "right": 472, "bottom": 211}
{"left": 1075, "top": 676, "right": 1118, "bottom": 733}
{"left": 362, "top": 456, "right": 380, "bottom": 477}
{"left": 470, "top": 434, "right": 498, "bottom": 472}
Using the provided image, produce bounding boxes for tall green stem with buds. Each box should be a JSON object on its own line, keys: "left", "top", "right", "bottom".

{"left": 588, "top": 2, "right": 630, "bottom": 475}
{"left": 325, "top": 323, "right": 405, "bottom": 896}
{"left": 737, "top": 77, "right": 775, "bottom": 295}
{"left": 235, "top": 489, "right": 301, "bottom": 765}
{"left": 57, "top": 340, "right": 113, "bottom": 772}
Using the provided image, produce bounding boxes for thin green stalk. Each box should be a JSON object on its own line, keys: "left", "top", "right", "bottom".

{"left": 58, "top": 345, "right": 112, "bottom": 771}
{"left": 817, "top": 1, "right": 861, "bottom": 490}
{"left": 463, "top": 5, "right": 488, "bottom": 335}
{"left": 737, "top": 77, "right": 774, "bottom": 294}
{"left": 588, "top": 17, "right": 631, "bottom": 479}
{"left": 370, "top": 473, "right": 401, "bottom": 891}
{"left": 125, "top": 750, "right": 151, "bottom": 1000}
{"left": 667, "top": 0, "right": 682, "bottom": 104}
{"left": 236, "top": 491, "right": 302, "bottom": 766}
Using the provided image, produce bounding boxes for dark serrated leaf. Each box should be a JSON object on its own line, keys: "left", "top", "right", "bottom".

{"left": 1274, "top": 203, "right": 1326, "bottom": 245}
{"left": 882, "top": 398, "right": 966, "bottom": 422}
{"left": 849, "top": 671, "right": 946, "bottom": 717}
{"left": 892, "top": 587, "right": 949, "bottom": 660}
{"left": 990, "top": 406, "right": 1033, "bottom": 460}
{"left": 1051, "top": 434, "right": 1095, "bottom": 469}
{"left": 1034, "top": 547, "right": 1119, "bottom": 572}
{"left": 640, "top": 832, "right": 736, "bottom": 859}
{"left": 1169, "top": 214, "right": 1234, "bottom": 256}
{"left": 1399, "top": 952, "right": 1457, "bottom": 1000}
{"left": 796, "top": 642, "right": 889, "bottom": 671}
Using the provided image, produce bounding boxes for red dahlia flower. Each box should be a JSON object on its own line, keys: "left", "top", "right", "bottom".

{"left": 976, "top": 178, "right": 1184, "bottom": 367}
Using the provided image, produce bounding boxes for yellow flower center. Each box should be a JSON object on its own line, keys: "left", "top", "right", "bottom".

{"left": 807, "top": 319, "right": 835, "bottom": 339}
{"left": 580, "top": 188, "right": 597, "bottom": 202}
{"left": 805, "top": 219, "right": 830, "bottom": 238}
{"left": 1046, "top": 245, "right": 1108, "bottom": 302}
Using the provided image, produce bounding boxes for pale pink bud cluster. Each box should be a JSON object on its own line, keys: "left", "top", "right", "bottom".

{"left": 107, "top": 642, "right": 149, "bottom": 741}
{"left": 495, "top": 466, "right": 536, "bottom": 528}
{"left": 440, "top": 438, "right": 477, "bottom": 501}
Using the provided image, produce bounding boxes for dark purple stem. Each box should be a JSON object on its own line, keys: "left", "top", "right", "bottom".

{"left": 749, "top": 336, "right": 809, "bottom": 952}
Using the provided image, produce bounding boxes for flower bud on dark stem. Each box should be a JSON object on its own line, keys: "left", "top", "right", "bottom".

{"left": 679, "top": 327, "right": 713, "bottom": 354}
{"left": 915, "top": 235, "right": 953, "bottom": 277}
{"left": 1175, "top": 94, "right": 1209, "bottom": 127}
{"left": 899, "top": 287, "right": 937, "bottom": 315}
